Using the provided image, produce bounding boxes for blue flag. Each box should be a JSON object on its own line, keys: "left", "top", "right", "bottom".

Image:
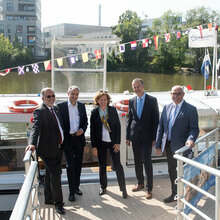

{"left": 201, "top": 50, "right": 211, "bottom": 79}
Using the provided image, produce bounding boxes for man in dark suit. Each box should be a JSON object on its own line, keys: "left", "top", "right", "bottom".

{"left": 126, "top": 78, "right": 159, "bottom": 199}
{"left": 26, "top": 88, "right": 65, "bottom": 215}
{"left": 57, "top": 86, "right": 88, "bottom": 202}
{"left": 156, "top": 85, "right": 199, "bottom": 203}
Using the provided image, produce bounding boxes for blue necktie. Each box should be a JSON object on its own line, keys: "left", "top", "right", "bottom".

{"left": 168, "top": 105, "right": 178, "bottom": 140}
{"left": 137, "top": 98, "right": 142, "bottom": 119}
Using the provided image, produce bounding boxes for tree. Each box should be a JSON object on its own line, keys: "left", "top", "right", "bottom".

{"left": 112, "top": 10, "right": 149, "bottom": 72}
{"left": 0, "top": 34, "right": 14, "bottom": 70}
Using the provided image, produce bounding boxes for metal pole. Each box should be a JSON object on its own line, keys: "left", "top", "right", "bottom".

{"left": 215, "top": 176, "right": 220, "bottom": 220}
{"left": 204, "top": 48, "right": 206, "bottom": 92}
{"left": 103, "top": 43, "right": 107, "bottom": 90}
{"left": 215, "top": 129, "right": 219, "bottom": 168}
{"left": 51, "top": 37, "right": 55, "bottom": 90}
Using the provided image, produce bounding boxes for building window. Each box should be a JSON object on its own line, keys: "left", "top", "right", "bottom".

{"left": 7, "top": 25, "right": 11, "bottom": 33}
{"left": 27, "top": 26, "right": 35, "bottom": 33}
{"left": 16, "top": 25, "right": 23, "bottom": 33}
{"left": 6, "top": 16, "right": 13, "bottom": 20}
{"left": 0, "top": 24, "right": 4, "bottom": 33}
{"left": 19, "top": 4, "right": 35, "bottom": 12}
{"left": 7, "top": 3, "right": 14, "bottom": 11}
{"left": 28, "top": 36, "right": 35, "bottom": 43}
{"left": 17, "top": 35, "right": 23, "bottom": 43}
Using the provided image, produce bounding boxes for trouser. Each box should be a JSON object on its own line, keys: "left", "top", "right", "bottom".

{"left": 165, "top": 141, "right": 177, "bottom": 196}
{"left": 41, "top": 149, "right": 63, "bottom": 205}
{"left": 98, "top": 141, "right": 126, "bottom": 191}
{"left": 132, "top": 141, "right": 153, "bottom": 192}
{"left": 64, "top": 136, "right": 84, "bottom": 195}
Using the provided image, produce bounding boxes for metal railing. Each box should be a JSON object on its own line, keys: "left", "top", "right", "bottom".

{"left": 174, "top": 128, "right": 220, "bottom": 220}
{"left": 10, "top": 150, "right": 40, "bottom": 220}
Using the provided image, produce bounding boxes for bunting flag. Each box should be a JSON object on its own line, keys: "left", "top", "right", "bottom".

{"left": 32, "top": 63, "right": 40, "bottom": 74}
{"left": 130, "top": 41, "right": 137, "bottom": 50}
{"left": 119, "top": 44, "right": 125, "bottom": 53}
{"left": 82, "top": 52, "right": 88, "bottom": 62}
{"left": 197, "top": 25, "right": 203, "bottom": 38}
{"left": 95, "top": 49, "right": 101, "bottom": 59}
{"left": 165, "top": 33, "right": 170, "bottom": 42}
{"left": 0, "top": 68, "right": 11, "bottom": 76}
{"left": 70, "top": 56, "right": 76, "bottom": 65}
{"left": 154, "top": 36, "right": 159, "bottom": 51}
{"left": 57, "top": 58, "right": 63, "bottom": 68}
{"left": 18, "top": 66, "right": 25, "bottom": 75}
{"left": 176, "top": 32, "right": 181, "bottom": 39}
{"left": 201, "top": 49, "right": 211, "bottom": 80}
{"left": 142, "top": 39, "right": 148, "bottom": 48}
{"left": 44, "top": 61, "right": 51, "bottom": 71}
{"left": 207, "top": 23, "right": 212, "bottom": 31}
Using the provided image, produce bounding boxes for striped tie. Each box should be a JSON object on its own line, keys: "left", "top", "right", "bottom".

{"left": 168, "top": 105, "right": 178, "bottom": 140}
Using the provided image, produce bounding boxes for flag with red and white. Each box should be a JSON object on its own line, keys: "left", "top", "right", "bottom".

{"left": 130, "top": 41, "right": 137, "bottom": 50}
{"left": 142, "top": 39, "right": 148, "bottom": 48}
{"left": 95, "top": 49, "right": 101, "bottom": 59}
{"left": 176, "top": 32, "right": 181, "bottom": 39}
{"left": 197, "top": 25, "right": 203, "bottom": 38}
{"left": 44, "top": 61, "right": 51, "bottom": 71}
{"left": 207, "top": 23, "right": 212, "bottom": 31}
{"left": 0, "top": 68, "right": 11, "bottom": 76}
{"left": 165, "top": 33, "right": 170, "bottom": 42}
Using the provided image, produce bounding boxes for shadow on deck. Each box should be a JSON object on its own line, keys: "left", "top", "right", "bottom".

{"left": 38, "top": 177, "right": 177, "bottom": 220}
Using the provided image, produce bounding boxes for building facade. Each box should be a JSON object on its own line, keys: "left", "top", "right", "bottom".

{"left": 0, "top": 0, "right": 41, "bottom": 55}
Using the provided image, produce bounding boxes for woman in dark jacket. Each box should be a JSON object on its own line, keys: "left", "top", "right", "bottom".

{"left": 90, "top": 91, "right": 127, "bottom": 198}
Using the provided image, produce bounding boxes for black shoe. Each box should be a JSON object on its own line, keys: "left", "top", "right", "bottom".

{"left": 75, "top": 188, "right": 83, "bottom": 195}
{"left": 164, "top": 194, "right": 175, "bottom": 203}
{"left": 68, "top": 194, "right": 75, "bottom": 202}
{"left": 99, "top": 188, "right": 106, "bottom": 195}
{"left": 55, "top": 204, "right": 65, "bottom": 215}
{"left": 45, "top": 200, "right": 54, "bottom": 205}
{"left": 122, "top": 190, "right": 128, "bottom": 199}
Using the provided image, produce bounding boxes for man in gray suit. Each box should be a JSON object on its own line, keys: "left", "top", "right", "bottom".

{"left": 26, "top": 88, "right": 65, "bottom": 214}
{"left": 126, "top": 78, "right": 159, "bottom": 199}
{"left": 156, "top": 85, "right": 199, "bottom": 203}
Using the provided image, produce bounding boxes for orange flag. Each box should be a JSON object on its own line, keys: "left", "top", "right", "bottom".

{"left": 154, "top": 36, "right": 159, "bottom": 51}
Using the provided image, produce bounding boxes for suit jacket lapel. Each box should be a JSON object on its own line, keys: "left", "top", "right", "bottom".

{"left": 166, "top": 103, "right": 173, "bottom": 124}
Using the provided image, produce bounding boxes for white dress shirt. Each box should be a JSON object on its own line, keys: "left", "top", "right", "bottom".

{"left": 68, "top": 99, "right": 80, "bottom": 134}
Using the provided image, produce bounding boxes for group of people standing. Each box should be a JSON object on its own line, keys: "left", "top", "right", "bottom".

{"left": 25, "top": 77, "right": 199, "bottom": 215}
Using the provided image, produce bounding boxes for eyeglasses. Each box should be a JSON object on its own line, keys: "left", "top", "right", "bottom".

{"left": 171, "top": 92, "right": 183, "bottom": 96}
{"left": 46, "top": 94, "right": 55, "bottom": 98}
{"left": 99, "top": 89, "right": 108, "bottom": 93}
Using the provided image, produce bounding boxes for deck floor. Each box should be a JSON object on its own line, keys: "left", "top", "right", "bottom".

{"left": 38, "top": 177, "right": 178, "bottom": 220}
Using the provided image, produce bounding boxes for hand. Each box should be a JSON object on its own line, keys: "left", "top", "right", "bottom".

{"left": 186, "top": 140, "right": 195, "bottom": 149}
{"left": 76, "top": 129, "right": 83, "bottom": 136}
{"left": 25, "top": 145, "right": 35, "bottom": 153}
{"left": 155, "top": 148, "right": 162, "bottom": 155}
{"left": 152, "top": 140, "right": 156, "bottom": 148}
{"left": 92, "top": 147, "right": 98, "bottom": 156}
{"left": 125, "top": 140, "right": 130, "bottom": 146}
{"left": 113, "top": 144, "right": 120, "bottom": 153}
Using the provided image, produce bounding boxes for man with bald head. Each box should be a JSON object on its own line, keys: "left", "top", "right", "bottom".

{"left": 156, "top": 85, "right": 199, "bottom": 203}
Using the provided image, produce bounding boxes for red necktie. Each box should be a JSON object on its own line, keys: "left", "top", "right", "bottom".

{"left": 51, "top": 108, "right": 62, "bottom": 144}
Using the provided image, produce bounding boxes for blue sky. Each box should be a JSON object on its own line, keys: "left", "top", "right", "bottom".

{"left": 42, "top": 0, "right": 220, "bottom": 28}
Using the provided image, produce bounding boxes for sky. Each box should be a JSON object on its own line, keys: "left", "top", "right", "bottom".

{"left": 41, "top": 0, "right": 220, "bottom": 29}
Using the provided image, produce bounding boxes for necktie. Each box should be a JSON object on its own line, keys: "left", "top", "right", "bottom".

{"left": 51, "top": 108, "right": 62, "bottom": 144}
{"left": 137, "top": 98, "right": 142, "bottom": 119}
{"left": 168, "top": 105, "right": 178, "bottom": 141}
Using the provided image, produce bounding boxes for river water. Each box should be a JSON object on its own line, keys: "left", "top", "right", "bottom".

{"left": 0, "top": 71, "right": 219, "bottom": 138}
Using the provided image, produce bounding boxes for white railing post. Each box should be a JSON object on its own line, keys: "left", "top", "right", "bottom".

{"left": 215, "top": 129, "right": 219, "bottom": 168}
{"left": 216, "top": 176, "right": 220, "bottom": 220}
{"left": 176, "top": 156, "right": 184, "bottom": 220}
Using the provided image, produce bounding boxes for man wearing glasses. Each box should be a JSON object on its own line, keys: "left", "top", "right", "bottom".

{"left": 26, "top": 88, "right": 65, "bottom": 215}
{"left": 155, "top": 85, "right": 199, "bottom": 203}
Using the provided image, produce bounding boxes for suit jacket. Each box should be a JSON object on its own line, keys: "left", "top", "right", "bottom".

{"left": 90, "top": 106, "right": 120, "bottom": 148}
{"left": 156, "top": 100, "right": 199, "bottom": 153}
{"left": 126, "top": 93, "right": 159, "bottom": 146}
{"left": 28, "top": 103, "right": 63, "bottom": 158}
{"left": 57, "top": 101, "right": 88, "bottom": 148}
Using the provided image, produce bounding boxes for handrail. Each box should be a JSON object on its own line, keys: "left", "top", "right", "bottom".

{"left": 10, "top": 161, "right": 38, "bottom": 220}
{"left": 174, "top": 128, "right": 220, "bottom": 220}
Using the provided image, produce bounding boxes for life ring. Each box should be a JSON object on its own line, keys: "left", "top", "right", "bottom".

{"left": 8, "top": 100, "right": 39, "bottom": 113}
{"left": 114, "top": 99, "right": 129, "bottom": 112}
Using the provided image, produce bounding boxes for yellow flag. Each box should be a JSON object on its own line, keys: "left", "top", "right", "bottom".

{"left": 82, "top": 53, "right": 88, "bottom": 62}
{"left": 57, "top": 58, "right": 63, "bottom": 67}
